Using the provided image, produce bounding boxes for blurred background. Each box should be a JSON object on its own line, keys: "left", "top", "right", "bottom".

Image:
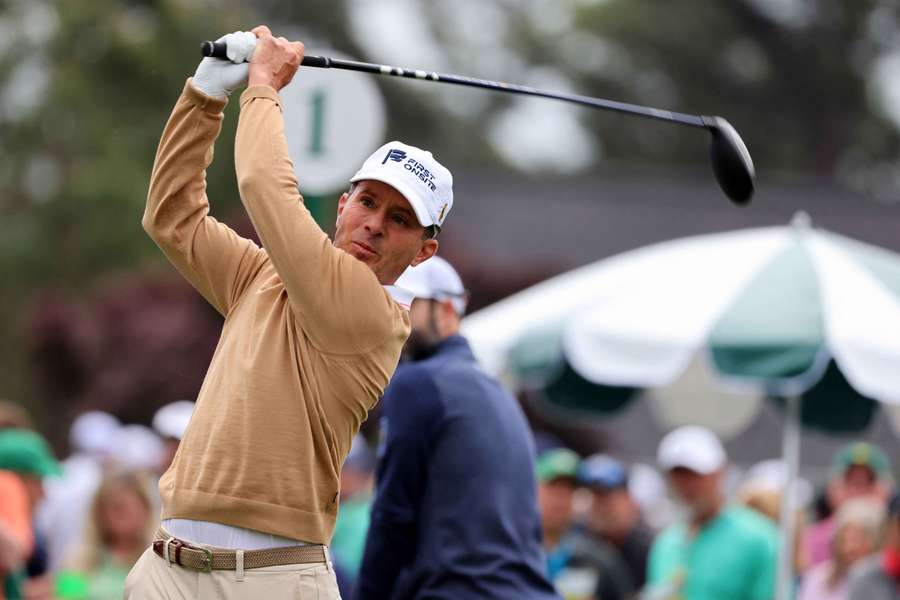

{"left": 2, "top": 1, "right": 900, "bottom": 598}
{"left": 2, "top": 0, "right": 899, "bottom": 459}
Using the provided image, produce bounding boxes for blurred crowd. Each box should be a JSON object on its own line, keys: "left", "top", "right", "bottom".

{"left": 0, "top": 396, "right": 896, "bottom": 600}
{"left": 531, "top": 430, "right": 898, "bottom": 600}
{"left": 0, "top": 400, "right": 192, "bottom": 600}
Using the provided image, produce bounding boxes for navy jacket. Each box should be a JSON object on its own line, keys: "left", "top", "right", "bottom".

{"left": 354, "top": 336, "right": 559, "bottom": 600}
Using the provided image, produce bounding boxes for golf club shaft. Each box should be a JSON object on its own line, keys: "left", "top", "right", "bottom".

{"left": 201, "top": 41, "right": 708, "bottom": 129}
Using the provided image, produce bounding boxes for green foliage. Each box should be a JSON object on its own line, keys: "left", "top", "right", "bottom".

{"left": 0, "top": 0, "right": 255, "bottom": 415}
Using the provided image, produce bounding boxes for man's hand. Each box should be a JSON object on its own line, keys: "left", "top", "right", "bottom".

{"left": 248, "top": 26, "right": 304, "bottom": 91}
{"left": 192, "top": 31, "right": 256, "bottom": 99}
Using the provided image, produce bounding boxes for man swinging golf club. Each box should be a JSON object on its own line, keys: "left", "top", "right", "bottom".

{"left": 126, "top": 27, "right": 450, "bottom": 598}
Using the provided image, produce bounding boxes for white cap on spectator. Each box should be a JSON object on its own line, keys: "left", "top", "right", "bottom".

{"left": 69, "top": 411, "right": 121, "bottom": 456}
{"left": 152, "top": 400, "right": 195, "bottom": 440}
{"left": 395, "top": 256, "right": 467, "bottom": 315}
{"left": 109, "top": 425, "right": 164, "bottom": 472}
{"left": 657, "top": 425, "right": 726, "bottom": 475}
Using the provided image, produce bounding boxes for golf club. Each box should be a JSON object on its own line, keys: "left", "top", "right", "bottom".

{"left": 202, "top": 40, "right": 755, "bottom": 205}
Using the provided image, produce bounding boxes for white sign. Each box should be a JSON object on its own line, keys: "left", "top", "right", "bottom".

{"left": 279, "top": 51, "right": 387, "bottom": 196}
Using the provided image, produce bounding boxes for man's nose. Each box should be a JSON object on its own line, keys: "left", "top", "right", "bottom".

{"left": 364, "top": 211, "right": 386, "bottom": 235}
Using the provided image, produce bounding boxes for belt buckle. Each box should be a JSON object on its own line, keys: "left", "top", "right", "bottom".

{"left": 195, "top": 546, "right": 213, "bottom": 573}
{"left": 168, "top": 539, "right": 213, "bottom": 573}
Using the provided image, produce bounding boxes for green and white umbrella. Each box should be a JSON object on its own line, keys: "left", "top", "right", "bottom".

{"left": 461, "top": 213, "right": 900, "bottom": 600}
{"left": 463, "top": 213, "right": 900, "bottom": 404}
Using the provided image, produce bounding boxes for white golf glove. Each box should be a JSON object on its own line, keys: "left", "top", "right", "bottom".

{"left": 192, "top": 31, "right": 258, "bottom": 99}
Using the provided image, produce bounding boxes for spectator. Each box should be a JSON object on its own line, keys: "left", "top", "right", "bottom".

{"left": 36, "top": 412, "right": 121, "bottom": 571}
{"left": 847, "top": 492, "right": 900, "bottom": 600}
{"left": 151, "top": 401, "right": 195, "bottom": 473}
{"left": 646, "top": 426, "right": 779, "bottom": 600}
{"left": 539, "top": 448, "right": 580, "bottom": 564}
{"left": 799, "top": 498, "right": 885, "bottom": 600}
{"left": 578, "top": 454, "right": 655, "bottom": 590}
{"left": 538, "top": 449, "right": 633, "bottom": 600}
{"left": 0, "top": 471, "right": 33, "bottom": 600}
{"left": 738, "top": 460, "right": 813, "bottom": 576}
{"left": 0, "top": 402, "right": 54, "bottom": 594}
{"left": 57, "top": 471, "right": 156, "bottom": 600}
{"left": 804, "top": 442, "right": 892, "bottom": 569}
{"left": 356, "top": 257, "right": 557, "bottom": 599}
{"left": 0, "top": 429, "right": 61, "bottom": 600}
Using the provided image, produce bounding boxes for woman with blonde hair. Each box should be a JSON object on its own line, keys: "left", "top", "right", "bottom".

{"left": 798, "top": 497, "right": 886, "bottom": 600}
{"left": 57, "top": 471, "right": 156, "bottom": 600}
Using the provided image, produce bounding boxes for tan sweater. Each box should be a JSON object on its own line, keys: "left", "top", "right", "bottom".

{"left": 143, "top": 80, "right": 410, "bottom": 544}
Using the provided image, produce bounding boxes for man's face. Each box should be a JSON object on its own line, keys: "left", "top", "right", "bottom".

{"left": 22, "top": 475, "right": 44, "bottom": 509}
{"left": 402, "top": 298, "right": 457, "bottom": 361}
{"left": 887, "top": 516, "right": 900, "bottom": 551}
{"left": 834, "top": 522, "right": 877, "bottom": 566}
{"left": 334, "top": 180, "right": 438, "bottom": 284}
{"left": 842, "top": 465, "right": 877, "bottom": 499}
{"left": 668, "top": 467, "right": 721, "bottom": 516}
{"left": 590, "top": 487, "right": 631, "bottom": 534}
{"left": 538, "top": 477, "right": 576, "bottom": 533}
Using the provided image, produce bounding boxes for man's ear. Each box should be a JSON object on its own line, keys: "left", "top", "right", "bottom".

{"left": 335, "top": 192, "right": 349, "bottom": 227}
{"left": 410, "top": 239, "right": 438, "bottom": 267}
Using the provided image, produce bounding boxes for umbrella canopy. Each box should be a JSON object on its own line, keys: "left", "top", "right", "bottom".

{"left": 462, "top": 213, "right": 900, "bottom": 409}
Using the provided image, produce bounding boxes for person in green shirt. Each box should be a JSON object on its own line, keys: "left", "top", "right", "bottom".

{"left": 646, "top": 426, "right": 779, "bottom": 600}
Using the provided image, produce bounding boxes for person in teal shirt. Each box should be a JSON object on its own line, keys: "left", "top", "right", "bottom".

{"left": 646, "top": 426, "right": 778, "bottom": 600}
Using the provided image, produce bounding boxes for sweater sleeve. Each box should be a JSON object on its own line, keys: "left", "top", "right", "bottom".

{"left": 354, "top": 366, "right": 444, "bottom": 599}
{"left": 143, "top": 80, "right": 267, "bottom": 316}
{"left": 234, "top": 85, "right": 404, "bottom": 354}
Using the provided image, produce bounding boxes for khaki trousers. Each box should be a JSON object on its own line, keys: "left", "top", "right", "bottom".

{"left": 124, "top": 544, "right": 342, "bottom": 600}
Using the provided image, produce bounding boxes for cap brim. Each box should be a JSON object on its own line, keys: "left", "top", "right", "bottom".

{"left": 540, "top": 473, "right": 577, "bottom": 484}
{"left": 349, "top": 172, "right": 435, "bottom": 227}
{"left": 582, "top": 477, "right": 627, "bottom": 489}
{"left": 662, "top": 460, "right": 720, "bottom": 475}
{"left": 42, "top": 459, "right": 62, "bottom": 477}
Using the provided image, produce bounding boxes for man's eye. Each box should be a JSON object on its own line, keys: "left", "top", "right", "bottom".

{"left": 392, "top": 214, "right": 408, "bottom": 226}
{"left": 361, "top": 197, "right": 375, "bottom": 208}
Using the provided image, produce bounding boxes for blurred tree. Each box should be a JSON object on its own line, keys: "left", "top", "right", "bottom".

{"left": 403, "top": 0, "right": 900, "bottom": 189}
{"left": 26, "top": 275, "right": 223, "bottom": 449}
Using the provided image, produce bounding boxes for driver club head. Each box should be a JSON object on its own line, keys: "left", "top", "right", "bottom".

{"left": 703, "top": 116, "right": 755, "bottom": 206}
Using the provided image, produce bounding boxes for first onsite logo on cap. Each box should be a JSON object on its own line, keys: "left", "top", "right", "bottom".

{"left": 382, "top": 149, "right": 407, "bottom": 164}
{"left": 380, "top": 147, "right": 438, "bottom": 193}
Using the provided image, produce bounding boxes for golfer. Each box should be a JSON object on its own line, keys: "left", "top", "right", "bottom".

{"left": 126, "top": 27, "right": 452, "bottom": 599}
{"left": 355, "top": 257, "right": 559, "bottom": 600}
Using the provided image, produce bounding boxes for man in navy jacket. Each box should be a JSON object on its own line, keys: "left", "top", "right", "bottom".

{"left": 354, "top": 257, "right": 559, "bottom": 600}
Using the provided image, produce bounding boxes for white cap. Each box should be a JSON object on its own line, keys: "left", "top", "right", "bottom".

{"left": 108, "top": 424, "right": 164, "bottom": 472}
{"left": 69, "top": 411, "right": 122, "bottom": 456}
{"left": 350, "top": 141, "right": 453, "bottom": 228}
{"left": 152, "top": 400, "right": 195, "bottom": 440}
{"left": 657, "top": 425, "right": 726, "bottom": 475}
{"left": 395, "top": 256, "right": 467, "bottom": 315}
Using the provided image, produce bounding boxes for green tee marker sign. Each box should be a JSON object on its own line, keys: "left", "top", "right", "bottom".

{"left": 279, "top": 50, "right": 387, "bottom": 229}
{"left": 309, "top": 90, "right": 326, "bottom": 156}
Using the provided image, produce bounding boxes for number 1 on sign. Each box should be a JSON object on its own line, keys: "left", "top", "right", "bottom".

{"left": 310, "top": 90, "right": 326, "bottom": 156}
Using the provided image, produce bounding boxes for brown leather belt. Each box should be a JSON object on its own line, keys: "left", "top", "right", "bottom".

{"left": 152, "top": 533, "right": 326, "bottom": 572}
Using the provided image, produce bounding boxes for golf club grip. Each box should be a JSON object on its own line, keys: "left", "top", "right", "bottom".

{"left": 200, "top": 41, "right": 331, "bottom": 68}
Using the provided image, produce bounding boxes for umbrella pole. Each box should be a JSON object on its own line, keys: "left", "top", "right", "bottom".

{"left": 776, "top": 394, "right": 801, "bottom": 600}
